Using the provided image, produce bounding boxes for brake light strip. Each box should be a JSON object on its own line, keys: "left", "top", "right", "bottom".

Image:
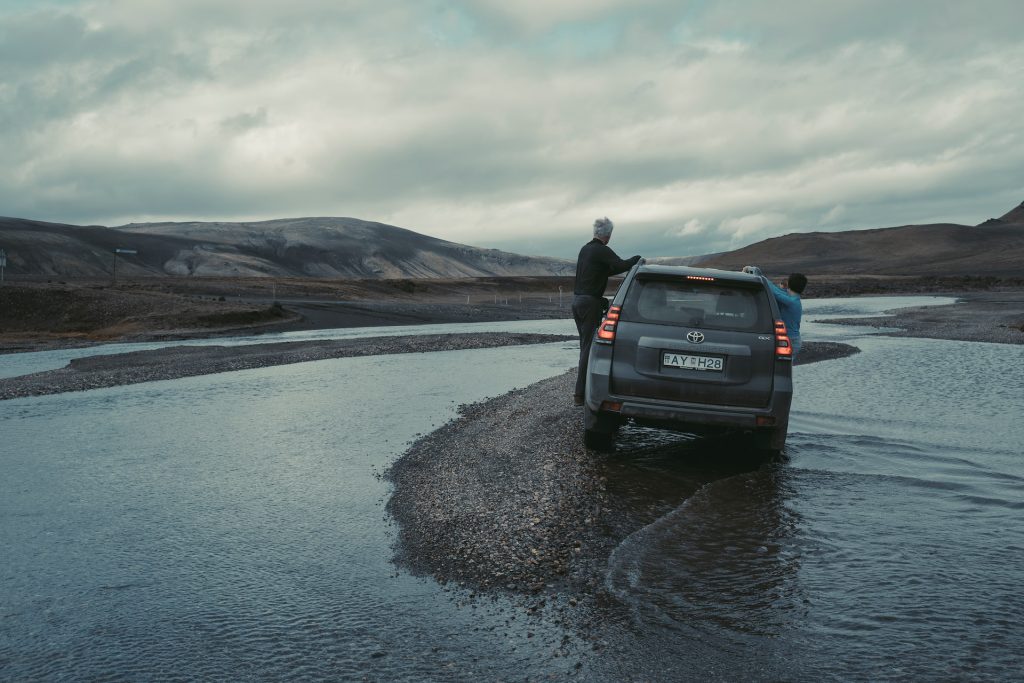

{"left": 775, "top": 319, "right": 793, "bottom": 359}
{"left": 596, "top": 306, "right": 621, "bottom": 343}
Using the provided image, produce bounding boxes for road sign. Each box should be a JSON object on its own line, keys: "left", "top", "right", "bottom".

{"left": 0, "top": 249, "right": 6, "bottom": 267}
{"left": 114, "top": 248, "right": 138, "bottom": 255}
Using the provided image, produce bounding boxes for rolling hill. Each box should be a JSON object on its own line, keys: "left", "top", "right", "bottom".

{"left": 3, "top": 201, "right": 1022, "bottom": 280}
{"left": 678, "top": 200, "right": 1024, "bottom": 277}
{"left": 0, "top": 216, "right": 573, "bottom": 279}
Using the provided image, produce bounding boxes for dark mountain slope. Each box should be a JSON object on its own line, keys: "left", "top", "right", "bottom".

{"left": 0, "top": 217, "right": 200, "bottom": 277}
{"left": 696, "top": 221, "right": 1023, "bottom": 277}
{"left": 0, "top": 216, "right": 572, "bottom": 278}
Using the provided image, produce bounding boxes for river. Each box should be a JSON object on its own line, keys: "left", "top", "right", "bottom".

{"left": 1, "top": 296, "right": 1021, "bottom": 681}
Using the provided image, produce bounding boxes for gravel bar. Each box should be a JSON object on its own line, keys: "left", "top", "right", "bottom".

{"left": 0, "top": 332, "right": 575, "bottom": 400}
{"left": 817, "top": 291, "right": 1023, "bottom": 345}
{"left": 386, "top": 341, "right": 858, "bottom": 596}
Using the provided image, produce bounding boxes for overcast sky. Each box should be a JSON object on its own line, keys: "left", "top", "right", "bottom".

{"left": 2, "top": 1, "right": 1022, "bottom": 258}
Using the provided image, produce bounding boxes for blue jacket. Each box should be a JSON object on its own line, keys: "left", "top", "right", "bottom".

{"left": 766, "top": 281, "right": 802, "bottom": 343}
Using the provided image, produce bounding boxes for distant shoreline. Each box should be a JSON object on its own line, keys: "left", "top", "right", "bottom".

{"left": 1, "top": 279, "right": 1020, "bottom": 355}
{"left": 817, "top": 290, "right": 1023, "bottom": 345}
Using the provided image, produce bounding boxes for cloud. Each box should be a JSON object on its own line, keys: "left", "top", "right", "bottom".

{"left": 718, "top": 212, "right": 790, "bottom": 245}
{"left": 0, "top": 0, "right": 1022, "bottom": 259}
{"left": 666, "top": 218, "right": 707, "bottom": 238}
{"left": 821, "top": 204, "right": 846, "bottom": 225}
{"left": 220, "top": 107, "right": 268, "bottom": 134}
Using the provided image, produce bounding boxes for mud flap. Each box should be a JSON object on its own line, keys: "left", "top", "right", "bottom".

{"left": 751, "top": 426, "right": 787, "bottom": 454}
{"left": 586, "top": 404, "right": 624, "bottom": 431}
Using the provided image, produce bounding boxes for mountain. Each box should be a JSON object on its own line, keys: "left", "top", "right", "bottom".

{"left": 0, "top": 216, "right": 573, "bottom": 278}
{"left": 691, "top": 203, "right": 1024, "bottom": 277}
{"left": 996, "top": 200, "right": 1024, "bottom": 225}
{"left": 4, "top": 201, "right": 1022, "bottom": 280}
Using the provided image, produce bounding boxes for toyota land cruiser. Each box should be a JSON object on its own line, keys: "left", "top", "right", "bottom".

{"left": 583, "top": 263, "right": 794, "bottom": 453}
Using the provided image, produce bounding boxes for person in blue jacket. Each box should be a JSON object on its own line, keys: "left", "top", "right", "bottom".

{"left": 744, "top": 267, "right": 808, "bottom": 357}
{"left": 767, "top": 274, "right": 807, "bottom": 357}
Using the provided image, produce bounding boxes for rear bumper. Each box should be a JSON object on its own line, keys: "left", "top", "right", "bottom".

{"left": 607, "top": 397, "right": 783, "bottom": 429}
{"left": 584, "top": 341, "right": 792, "bottom": 433}
{"left": 585, "top": 365, "right": 792, "bottom": 432}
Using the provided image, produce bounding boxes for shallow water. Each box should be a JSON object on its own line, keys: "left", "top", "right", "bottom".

{"left": 0, "top": 343, "right": 586, "bottom": 680}
{"left": 2, "top": 296, "right": 1021, "bottom": 681}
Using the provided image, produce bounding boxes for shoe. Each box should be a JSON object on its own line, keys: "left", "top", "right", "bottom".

{"left": 573, "top": 395, "right": 584, "bottom": 406}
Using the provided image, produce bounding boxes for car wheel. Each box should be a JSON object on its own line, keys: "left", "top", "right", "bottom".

{"left": 583, "top": 404, "right": 617, "bottom": 451}
{"left": 584, "top": 428, "right": 614, "bottom": 451}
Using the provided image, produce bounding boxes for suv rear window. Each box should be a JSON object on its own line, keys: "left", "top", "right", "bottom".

{"left": 624, "top": 276, "right": 772, "bottom": 332}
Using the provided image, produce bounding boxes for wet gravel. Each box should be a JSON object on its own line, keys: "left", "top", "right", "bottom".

{"left": 388, "top": 371, "right": 606, "bottom": 597}
{"left": 0, "top": 332, "right": 574, "bottom": 400}
{"left": 793, "top": 341, "right": 861, "bottom": 365}
{"left": 818, "top": 292, "right": 1024, "bottom": 345}
{"left": 386, "top": 341, "right": 858, "bottom": 599}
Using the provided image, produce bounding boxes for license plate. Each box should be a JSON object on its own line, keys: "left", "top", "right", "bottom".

{"left": 662, "top": 352, "right": 724, "bottom": 372}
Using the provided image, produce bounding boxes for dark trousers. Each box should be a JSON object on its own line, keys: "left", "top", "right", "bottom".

{"left": 572, "top": 295, "right": 606, "bottom": 399}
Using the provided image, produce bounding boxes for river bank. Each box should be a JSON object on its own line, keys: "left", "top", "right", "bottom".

{"left": 819, "top": 290, "right": 1023, "bottom": 344}
{"left": 0, "top": 278, "right": 574, "bottom": 354}
{"left": 0, "top": 332, "right": 574, "bottom": 400}
{"left": 4, "top": 279, "right": 1020, "bottom": 354}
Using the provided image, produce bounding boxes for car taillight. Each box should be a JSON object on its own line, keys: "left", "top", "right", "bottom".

{"left": 775, "top": 320, "right": 793, "bottom": 359}
{"left": 596, "top": 306, "right": 621, "bottom": 343}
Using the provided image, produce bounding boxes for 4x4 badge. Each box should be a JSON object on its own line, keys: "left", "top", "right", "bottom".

{"left": 687, "top": 331, "right": 705, "bottom": 343}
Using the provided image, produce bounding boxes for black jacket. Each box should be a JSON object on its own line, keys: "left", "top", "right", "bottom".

{"left": 573, "top": 239, "right": 641, "bottom": 297}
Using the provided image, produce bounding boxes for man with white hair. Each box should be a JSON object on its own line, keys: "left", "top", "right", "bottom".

{"left": 572, "top": 217, "right": 642, "bottom": 406}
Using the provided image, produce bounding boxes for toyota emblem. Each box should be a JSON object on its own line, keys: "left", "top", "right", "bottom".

{"left": 686, "top": 331, "right": 705, "bottom": 343}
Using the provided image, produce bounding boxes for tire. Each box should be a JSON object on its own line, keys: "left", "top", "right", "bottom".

{"left": 583, "top": 404, "right": 617, "bottom": 451}
{"left": 584, "top": 428, "right": 613, "bottom": 451}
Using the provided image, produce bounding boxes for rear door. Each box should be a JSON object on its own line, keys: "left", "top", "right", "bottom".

{"left": 610, "top": 275, "right": 776, "bottom": 407}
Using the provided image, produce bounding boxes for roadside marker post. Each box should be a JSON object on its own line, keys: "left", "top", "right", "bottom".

{"left": 112, "top": 248, "right": 138, "bottom": 284}
{"left": 0, "top": 249, "right": 6, "bottom": 284}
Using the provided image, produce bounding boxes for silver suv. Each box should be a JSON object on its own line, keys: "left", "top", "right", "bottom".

{"left": 583, "top": 263, "right": 794, "bottom": 453}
